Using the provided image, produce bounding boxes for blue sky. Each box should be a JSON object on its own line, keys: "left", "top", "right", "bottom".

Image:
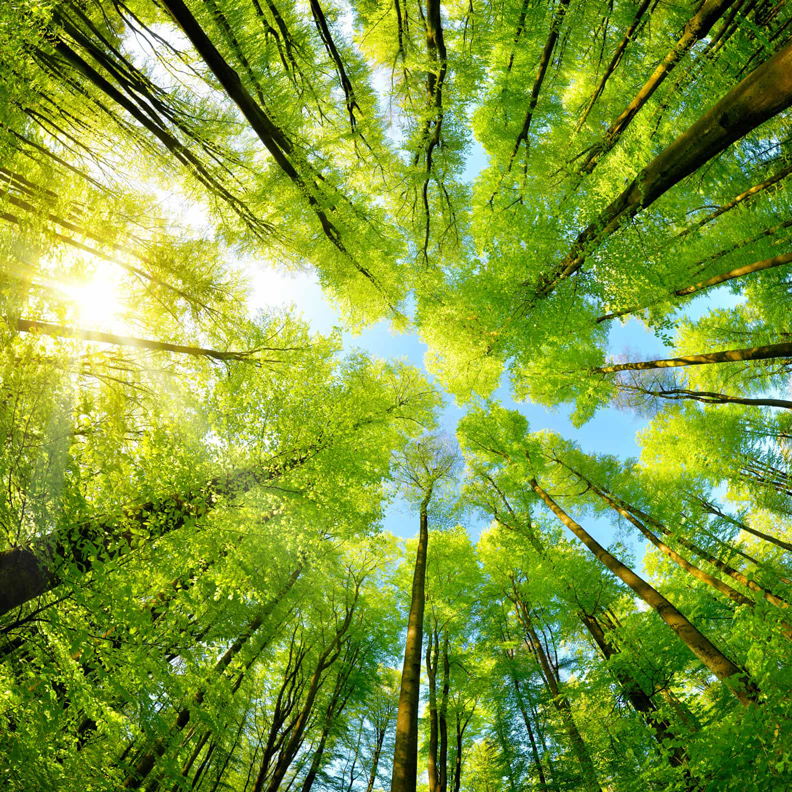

{"left": 246, "top": 138, "right": 743, "bottom": 554}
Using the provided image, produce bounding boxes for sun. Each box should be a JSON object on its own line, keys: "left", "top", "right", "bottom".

{"left": 61, "top": 267, "right": 124, "bottom": 329}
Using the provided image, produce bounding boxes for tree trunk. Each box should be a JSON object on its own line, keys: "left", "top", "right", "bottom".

{"left": 538, "top": 36, "right": 792, "bottom": 296}
{"left": 578, "top": 0, "right": 737, "bottom": 173}
{"left": 584, "top": 481, "right": 756, "bottom": 608}
{"left": 426, "top": 625, "right": 440, "bottom": 792}
{"left": 516, "top": 603, "right": 602, "bottom": 792}
{"left": 615, "top": 383, "right": 792, "bottom": 410}
{"left": 591, "top": 341, "right": 792, "bottom": 374}
{"left": 438, "top": 634, "right": 450, "bottom": 792}
{"left": 506, "top": 0, "right": 571, "bottom": 172}
{"left": 10, "top": 318, "right": 258, "bottom": 362}
{"left": 529, "top": 478, "right": 758, "bottom": 706}
{"left": 121, "top": 564, "right": 302, "bottom": 787}
{"left": 677, "top": 160, "right": 792, "bottom": 239}
{"left": 157, "top": 0, "right": 393, "bottom": 309}
{"left": 0, "top": 401, "right": 399, "bottom": 617}
{"left": 698, "top": 499, "right": 792, "bottom": 554}
{"left": 390, "top": 489, "right": 432, "bottom": 792}
{"left": 616, "top": 498, "right": 792, "bottom": 611}
{"left": 597, "top": 251, "right": 792, "bottom": 323}
{"left": 511, "top": 675, "right": 549, "bottom": 791}
{"left": 261, "top": 590, "right": 361, "bottom": 792}
{"left": 364, "top": 728, "right": 387, "bottom": 792}
{"left": 575, "top": 0, "right": 653, "bottom": 132}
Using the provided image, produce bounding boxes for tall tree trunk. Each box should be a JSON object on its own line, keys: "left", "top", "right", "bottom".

{"left": 529, "top": 479, "right": 758, "bottom": 706}
{"left": 578, "top": 478, "right": 757, "bottom": 608}
{"left": 697, "top": 498, "right": 792, "bottom": 554}
{"left": 390, "top": 488, "right": 432, "bottom": 792}
{"left": 121, "top": 564, "right": 302, "bottom": 788}
{"left": 613, "top": 497, "right": 792, "bottom": 611}
{"left": 591, "top": 341, "right": 792, "bottom": 374}
{"left": 579, "top": 613, "right": 691, "bottom": 771}
{"left": 515, "top": 602, "right": 602, "bottom": 792}
{"left": 575, "top": 0, "right": 653, "bottom": 131}
{"left": 677, "top": 160, "right": 792, "bottom": 239}
{"left": 490, "top": 488, "right": 691, "bottom": 772}
{"left": 0, "top": 401, "right": 399, "bottom": 617}
{"left": 365, "top": 728, "right": 387, "bottom": 792}
{"left": 426, "top": 625, "right": 440, "bottom": 792}
{"left": 578, "top": 0, "right": 737, "bottom": 173}
{"left": 261, "top": 588, "right": 362, "bottom": 792}
{"left": 9, "top": 318, "right": 259, "bottom": 362}
{"left": 537, "top": 37, "right": 792, "bottom": 296}
{"left": 597, "top": 251, "right": 792, "bottom": 323}
{"left": 157, "top": 0, "right": 394, "bottom": 310}
{"left": 438, "top": 634, "right": 450, "bottom": 792}
{"left": 506, "top": 0, "right": 571, "bottom": 172}
{"left": 613, "top": 383, "right": 792, "bottom": 410}
{"left": 511, "top": 675, "right": 549, "bottom": 791}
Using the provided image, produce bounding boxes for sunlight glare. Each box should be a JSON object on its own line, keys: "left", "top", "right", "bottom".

{"left": 62, "top": 268, "right": 123, "bottom": 328}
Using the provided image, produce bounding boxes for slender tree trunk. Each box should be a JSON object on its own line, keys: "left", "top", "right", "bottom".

{"left": 438, "top": 634, "right": 450, "bottom": 792}
{"left": 576, "top": 0, "right": 653, "bottom": 131}
{"left": 614, "top": 498, "right": 792, "bottom": 611}
{"left": 615, "top": 383, "right": 792, "bottom": 410}
{"left": 390, "top": 489, "right": 432, "bottom": 792}
{"left": 537, "top": 37, "right": 792, "bottom": 296}
{"left": 582, "top": 480, "right": 756, "bottom": 608}
{"left": 511, "top": 675, "right": 549, "bottom": 791}
{"left": 121, "top": 564, "right": 303, "bottom": 788}
{"left": 10, "top": 318, "right": 258, "bottom": 362}
{"left": 157, "top": 0, "right": 393, "bottom": 308}
{"left": 506, "top": 0, "right": 571, "bottom": 171}
{"left": 452, "top": 719, "right": 463, "bottom": 792}
{"left": 516, "top": 604, "right": 602, "bottom": 792}
{"left": 578, "top": 0, "right": 737, "bottom": 173}
{"left": 261, "top": 592, "right": 361, "bottom": 792}
{"left": 597, "top": 251, "right": 792, "bottom": 323}
{"left": 365, "top": 728, "right": 387, "bottom": 792}
{"left": 577, "top": 612, "right": 690, "bottom": 769}
{"left": 677, "top": 160, "right": 792, "bottom": 239}
{"left": 426, "top": 625, "right": 440, "bottom": 792}
{"left": 529, "top": 479, "right": 758, "bottom": 706}
{"left": 591, "top": 341, "right": 792, "bottom": 374}
{"left": 299, "top": 728, "right": 331, "bottom": 792}
{"left": 698, "top": 499, "right": 792, "bottom": 554}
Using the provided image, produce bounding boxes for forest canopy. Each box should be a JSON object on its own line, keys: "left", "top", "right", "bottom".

{"left": 2, "top": 0, "right": 792, "bottom": 790}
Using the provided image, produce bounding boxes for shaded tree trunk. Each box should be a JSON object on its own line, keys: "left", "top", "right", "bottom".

{"left": 575, "top": 0, "right": 653, "bottom": 131}
{"left": 529, "top": 479, "right": 758, "bottom": 706}
{"left": 538, "top": 37, "right": 792, "bottom": 296}
{"left": 591, "top": 341, "right": 792, "bottom": 374}
{"left": 438, "top": 634, "right": 450, "bottom": 792}
{"left": 120, "top": 564, "right": 303, "bottom": 788}
{"left": 597, "top": 251, "right": 792, "bottom": 323}
{"left": 578, "top": 0, "right": 737, "bottom": 173}
{"left": 426, "top": 624, "right": 440, "bottom": 792}
{"left": 697, "top": 498, "right": 792, "bottom": 554}
{"left": 511, "top": 674, "right": 549, "bottom": 791}
{"left": 10, "top": 318, "right": 260, "bottom": 362}
{"left": 391, "top": 488, "right": 432, "bottom": 792}
{"left": 506, "top": 0, "right": 571, "bottom": 172}
{"left": 514, "top": 600, "right": 602, "bottom": 792}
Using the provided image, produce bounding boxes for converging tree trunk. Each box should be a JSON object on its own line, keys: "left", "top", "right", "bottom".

{"left": 577, "top": 0, "right": 737, "bottom": 173}
{"left": 529, "top": 478, "right": 759, "bottom": 706}
{"left": 391, "top": 488, "right": 432, "bottom": 792}
{"left": 536, "top": 37, "right": 792, "bottom": 296}
{"left": 597, "top": 251, "right": 792, "bottom": 323}
{"left": 591, "top": 341, "right": 792, "bottom": 374}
